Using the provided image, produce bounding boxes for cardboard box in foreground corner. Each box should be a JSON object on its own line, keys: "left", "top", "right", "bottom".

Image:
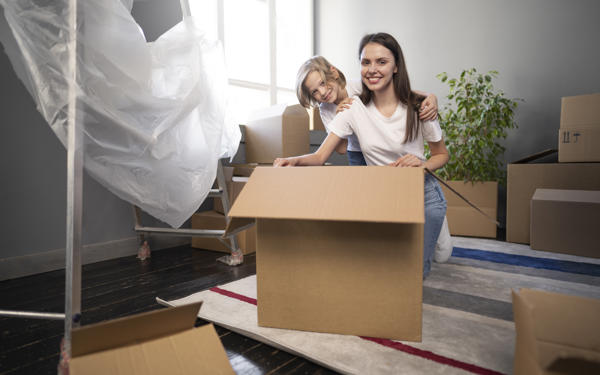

{"left": 512, "top": 289, "right": 600, "bottom": 375}
{"left": 69, "top": 302, "right": 235, "bottom": 375}
{"left": 506, "top": 149, "right": 600, "bottom": 244}
{"left": 530, "top": 189, "right": 600, "bottom": 258}
{"left": 225, "top": 166, "right": 425, "bottom": 341}
{"left": 244, "top": 103, "right": 310, "bottom": 164}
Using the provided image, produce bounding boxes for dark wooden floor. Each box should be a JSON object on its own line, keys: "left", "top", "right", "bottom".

{"left": 0, "top": 245, "right": 338, "bottom": 374}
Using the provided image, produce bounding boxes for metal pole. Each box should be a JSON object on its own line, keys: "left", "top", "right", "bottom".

{"left": 64, "top": 0, "right": 82, "bottom": 358}
{"left": 0, "top": 310, "right": 65, "bottom": 320}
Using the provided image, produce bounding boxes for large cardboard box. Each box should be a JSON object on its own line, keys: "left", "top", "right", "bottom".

{"left": 441, "top": 181, "right": 497, "bottom": 238}
{"left": 69, "top": 303, "right": 235, "bottom": 375}
{"left": 530, "top": 189, "right": 600, "bottom": 258}
{"left": 245, "top": 104, "right": 310, "bottom": 163}
{"left": 191, "top": 210, "right": 255, "bottom": 254}
{"left": 506, "top": 151, "right": 600, "bottom": 244}
{"left": 226, "top": 166, "right": 425, "bottom": 341}
{"left": 512, "top": 289, "right": 600, "bottom": 375}
{"left": 559, "top": 93, "right": 600, "bottom": 162}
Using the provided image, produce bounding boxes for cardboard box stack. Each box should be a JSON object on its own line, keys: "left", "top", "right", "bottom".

{"left": 512, "top": 289, "right": 600, "bottom": 375}
{"left": 440, "top": 181, "right": 498, "bottom": 238}
{"left": 69, "top": 303, "right": 235, "bottom": 375}
{"left": 244, "top": 104, "right": 310, "bottom": 163}
{"left": 225, "top": 166, "right": 425, "bottom": 341}
{"left": 559, "top": 93, "right": 600, "bottom": 162}
{"left": 508, "top": 94, "right": 600, "bottom": 248}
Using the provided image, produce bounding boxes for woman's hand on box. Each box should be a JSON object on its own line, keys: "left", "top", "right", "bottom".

{"left": 388, "top": 154, "right": 424, "bottom": 167}
{"left": 273, "top": 158, "right": 297, "bottom": 167}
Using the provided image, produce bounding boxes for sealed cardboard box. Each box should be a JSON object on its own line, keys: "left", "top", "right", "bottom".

{"left": 191, "top": 210, "right": 255, "bottom": 254}
{"left": 441, "top": 181, "right": 497, "bottom": 238}
{"left": 506, "top": 150, "right": 600, "bottom": 244}
{"left": 558, "top": 127, "right": 600, "bottom": 162}
{"left": 245, "top": 104, "right": 310, "bottom": 163}
{"left": 530, "top": 189, "right": 600, "bottom": 258}
{"left": 560, "top": 93, "right": 600, "bottom": 128}
{"left": 69, "top": 302, "right": 235, "bottom": 375}
{"left": 512, "top": 289, "right": 600, "bottom": 375}
{"left": 226, "top": 166, "right": 424, "bottom": 341}
{"left": 559, "top": 93, "right": 600, "bottom": 162}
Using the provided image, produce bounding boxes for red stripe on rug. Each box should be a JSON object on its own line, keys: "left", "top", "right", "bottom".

{"left": 210, "top": 286, "right": 257, "bottom": 305}
{"left": 360, "top": 336, "right": 504, "bottom": 375}
{"left": 209, "top": 286, "right": 505, "bottom": 375}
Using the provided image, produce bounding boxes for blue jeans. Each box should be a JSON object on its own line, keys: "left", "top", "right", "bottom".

{"left": 347, "top": 151, "right": 367, "bottom": 166}
{"left": 423, "top": 173, "right": 447, "bottom": 278}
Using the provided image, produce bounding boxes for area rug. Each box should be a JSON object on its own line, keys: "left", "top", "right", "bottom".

{"left": 158, "top": 237, "right": 600, "bottom": 375}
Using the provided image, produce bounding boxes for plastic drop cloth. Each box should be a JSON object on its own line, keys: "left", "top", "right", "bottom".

{"left": 0, "top": 0, "right": 241, "bottom": 228}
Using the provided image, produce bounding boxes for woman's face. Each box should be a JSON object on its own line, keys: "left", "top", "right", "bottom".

{"left": 304, "top": 70, "right": 342, "bottom": 104}
{"left": 360, "top": 42, "right": 397, "bottom": 94}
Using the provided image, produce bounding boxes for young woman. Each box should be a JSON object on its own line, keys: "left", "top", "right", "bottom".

{"left": 276, "top": 33, "right": 448, "bottom": 278}
{"left": 295, "top": 56, "right": 438, "bottom": 166}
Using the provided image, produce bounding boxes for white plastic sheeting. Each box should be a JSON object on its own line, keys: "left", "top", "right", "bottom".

{"left": 0, "top": 0, "right": 241, "bottom": 227}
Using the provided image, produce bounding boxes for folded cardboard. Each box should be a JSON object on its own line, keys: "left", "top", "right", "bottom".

{"left": 225, "top": 166, "right": 425, "bottom": 341}
{"left": 559, "top": 93, "right": 600, "bottom": 163}
{"left": 214, "top": 176, "right": 250, "bottom": 214}
{"left": 441, "top": 181, "right": 497, "bottom": 238}
{"left": 530, "top": 189, "right": 600, "bottom": 258}
{"left": 69, "top": 303, "right": 235, "bottom": 375}
{"left": 245, "top": 104, "right": 310, "bottom": 163}
{"left": 512, "top": 289, "right": 600, "bottom": 375}
{"left": 191, "top": 210, "right": 255, "bottom": 254}
{"left": 506, "top": 150, "right": 600, "bottom": 244}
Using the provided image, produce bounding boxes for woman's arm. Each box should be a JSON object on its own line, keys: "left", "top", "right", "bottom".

{"left": 274, "top": 132, "right": 343, "bottom": 167}
{"left": 422, "top": 139, "right": 449, "bottom": 171}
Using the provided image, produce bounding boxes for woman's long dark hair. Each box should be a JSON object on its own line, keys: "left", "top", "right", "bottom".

{"left": 358, "top": 33, "right": 425, "bottom": 143}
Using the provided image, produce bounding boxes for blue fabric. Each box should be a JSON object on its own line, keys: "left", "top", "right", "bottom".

{"left": 423, "top": 174, "right": 447, "bottom": 278}
{"left": 347, "top": 150, "right": 367, "bottom": 166}
{"left": 452, "top": 247, "right": 600, "bottom": 277}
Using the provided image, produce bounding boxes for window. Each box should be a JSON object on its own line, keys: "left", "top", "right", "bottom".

{"left": 189, "top": 0, "right": 313, "bottom": 123}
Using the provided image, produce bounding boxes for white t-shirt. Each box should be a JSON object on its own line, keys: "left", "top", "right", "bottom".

{"left": 327, "top": 98, "right": 443, "bottom": 166}
{"left": 318, "top": 80, "right": 362, "bottom": 152}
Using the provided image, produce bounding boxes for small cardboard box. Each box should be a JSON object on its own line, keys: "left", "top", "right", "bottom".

{"left": 559, "top": 93, "right": 600, "bottom": 163}
{"left": 191, "top": 210, "right": 255, "bottom": 254}
{"left": 506, "top": 150, "right": 600, "bottom": 244}
{"left": 245, "top": 104, "right": 310, "bottom": 163}
{"left": 214, "top": 176, "right": 250, "bottom": 215}
{"left": 225, "top": 166, "right": 425, "bottom": 341}
{"left": 69, "top": 303, "right": 235, "bottom": 375}
{"left": 441, "top": 181, "right": 497, "bottom": 238}
{"left": 512, "top": 289, "right": 600, "bottom": 375}
{"left": 530, "top": 189, "right": 600, "bottom": 258}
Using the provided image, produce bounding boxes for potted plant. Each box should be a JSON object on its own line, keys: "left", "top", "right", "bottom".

{"left": 434, "top": 68, "right": 520, "bottom": 238}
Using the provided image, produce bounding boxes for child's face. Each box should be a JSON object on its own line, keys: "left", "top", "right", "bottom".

{"left": 304, "top": 70, "right": 342, "bottom": 104}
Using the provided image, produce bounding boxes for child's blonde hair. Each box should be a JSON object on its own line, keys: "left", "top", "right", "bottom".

{"left": 295, "top": 56, "right": 346, "bottom": 108}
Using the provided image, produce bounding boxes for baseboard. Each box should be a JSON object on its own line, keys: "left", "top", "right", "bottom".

{"left": 0, "top": 236, "right": 191, "bottom": 281}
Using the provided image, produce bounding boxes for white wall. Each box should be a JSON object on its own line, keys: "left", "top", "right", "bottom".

{"left": 315, "top": 0, "right": 600, "bottom": 164}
